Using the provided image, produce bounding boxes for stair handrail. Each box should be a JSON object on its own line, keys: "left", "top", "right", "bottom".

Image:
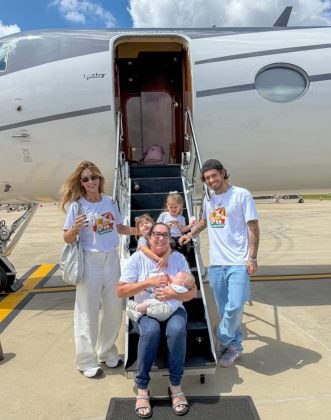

{"left": 112, "top": 111, "right": 127, "bottom": 201}
{"left": 112, "top": 111, "right": 131, "bottom": 261}
{"left": 118, "top": 162, "right": 132, "bottom": 261}
{"left": 182, "top": 109, "right": 209, "bottom": 223}
{"left": 184, "top": 109, "right": 203, "bottom": 170}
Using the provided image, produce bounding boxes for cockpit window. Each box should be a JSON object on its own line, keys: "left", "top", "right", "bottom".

{"left": 0, "top": 42, "right": 9, "bottom": 71}
{"left": 255, "top": 64, "right": 309, "bottom": 103}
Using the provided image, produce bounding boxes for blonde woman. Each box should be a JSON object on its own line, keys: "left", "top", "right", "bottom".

{"left": 60, "top": 161, "right": 137, "bottom": 378}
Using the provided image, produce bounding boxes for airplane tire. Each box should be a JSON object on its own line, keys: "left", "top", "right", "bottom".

{"left": 0, "top": 266, "right": 7, "bottom": 292}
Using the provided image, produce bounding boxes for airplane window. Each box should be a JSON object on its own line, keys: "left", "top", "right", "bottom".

{"left": 255, "top": 64, "right": 309, "bottom": 103}
{"left": 0, "top": 42, "right": 9, "bottom": 72}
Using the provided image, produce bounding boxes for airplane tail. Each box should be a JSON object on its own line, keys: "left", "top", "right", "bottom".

{"left": 273, "top": 6, "right": 293, "bottom": 27}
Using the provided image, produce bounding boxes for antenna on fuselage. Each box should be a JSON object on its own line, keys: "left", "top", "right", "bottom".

{"left": 273, "top": 6, "right": 293, "bottom": 27}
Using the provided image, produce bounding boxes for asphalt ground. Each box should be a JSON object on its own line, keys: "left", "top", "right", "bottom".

{"left": 0, "top": 200, "right": 330, "bottom": 419}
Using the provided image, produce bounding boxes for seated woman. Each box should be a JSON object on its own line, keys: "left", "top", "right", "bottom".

{"left": 117, "top": 223, "right": 197, "bottom": 418}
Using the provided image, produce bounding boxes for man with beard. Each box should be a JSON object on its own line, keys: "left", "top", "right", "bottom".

{"left": 180, "top": 159, "right": 259, "bottom": 367}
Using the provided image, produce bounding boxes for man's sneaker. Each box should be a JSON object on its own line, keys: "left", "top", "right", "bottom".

{"left": 219, "top": 345, "right": 242, "bottom": 368}
{"left": 104, "top": 356, "right": 123, "bottom": 368}
{"left": 81, "top": 366, "right": 103, "bottom": 378}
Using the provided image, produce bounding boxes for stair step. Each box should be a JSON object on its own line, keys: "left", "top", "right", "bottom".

{"left": 187, "top": 320, "right": 208, "bottom": 331}
{"left": 130, "top": 164, "right": 181, "bottom": 179}
{"left": 131, "top": 192, "right": 185, "bottom": 210}
{"left": 131, "top": 177, "right": 183, "bottom": 194}
{"left": 183, "top": 296, "right": 206, "bottom": 322}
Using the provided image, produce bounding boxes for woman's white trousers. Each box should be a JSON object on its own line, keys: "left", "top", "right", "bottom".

{"left": 74, "top": 249, "right": 122, "bottom": 370}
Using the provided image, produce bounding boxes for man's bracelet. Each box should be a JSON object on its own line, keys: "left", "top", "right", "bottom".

{"left": 249, "top": 256, "right": 257, "bottom": 262}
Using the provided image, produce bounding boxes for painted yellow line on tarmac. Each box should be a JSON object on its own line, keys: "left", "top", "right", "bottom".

{"left": 23, "top": 264, "right": 56, "bottom": 289}
{"left": 32, "top": 286, "right": 75, "bottom": 293}
{"left": 0, "top": 264, "right": 56, "bottom": 323}
{"left": 252, "top": 273, "right": 331, "bottom": 281}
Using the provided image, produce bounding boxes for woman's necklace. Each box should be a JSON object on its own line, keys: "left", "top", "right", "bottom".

{"left": 85, "top": 195, "right": 102, "bottom": 203}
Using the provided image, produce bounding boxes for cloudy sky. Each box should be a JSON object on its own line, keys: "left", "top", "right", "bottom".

{"left": 1, "top": 0, "right": 331, "bottom": 37}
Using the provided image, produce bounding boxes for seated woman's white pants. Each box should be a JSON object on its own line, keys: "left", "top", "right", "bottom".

{"left": 74, "top": 249, "right": 122, "bottom": 371}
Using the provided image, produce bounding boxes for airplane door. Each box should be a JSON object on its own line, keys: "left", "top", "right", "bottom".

{"left": 140, "top": 91, "right": 173, "bottom": 162}
{"left": 124, "top": 91, "right": 173, "bottom": 163}
{"left": 116, "top": 49, "right": 184, "bottom": 164}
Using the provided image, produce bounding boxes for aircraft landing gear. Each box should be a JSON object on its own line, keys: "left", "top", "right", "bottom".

{"left": 0, "top": 265, "right": 7, "bottom": 292}
{"left": 0, "top": 256, "right": 21, "bottom": 293}
{"left": 0, "top": 202, "right": 38, "bottom": 293}
{"left": 0, "top": 337, "right": 4, "bottom": 361}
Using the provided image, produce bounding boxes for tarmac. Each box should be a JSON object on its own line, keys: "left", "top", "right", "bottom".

{"left": 1, "top": 200, "right": 331, "bottom": 420}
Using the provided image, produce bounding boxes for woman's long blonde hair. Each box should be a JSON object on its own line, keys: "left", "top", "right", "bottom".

{"left": 59, "top": 161, "right": 105, "bottom": 212}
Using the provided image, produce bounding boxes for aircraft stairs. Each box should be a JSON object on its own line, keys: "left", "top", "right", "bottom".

{"left": 123, "top": 163, "right": 217, "bottom": 383}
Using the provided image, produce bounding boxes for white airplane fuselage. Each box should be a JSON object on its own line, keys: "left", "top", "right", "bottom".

{"left": 1, "top": 27, "right": 331, "bottom": 203}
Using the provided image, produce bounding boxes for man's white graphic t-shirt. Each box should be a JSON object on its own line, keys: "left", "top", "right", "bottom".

{"left": 64, "top": 195, "right": 122, "bottom": 252}
{"left": 202, "top": 186, "right": 258, "bottom": 265}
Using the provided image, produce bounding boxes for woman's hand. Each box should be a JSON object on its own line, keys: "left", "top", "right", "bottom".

{"left": 155, "top": 283, "right": 198, "bottom": 302}
{"left": 148, "top": 274, "right": 169, "bottom": 288}
{"left": 74, "top": 214, "right": 87, "bottom": 232}
{"left": 154, "top": 285, "right": 172, "bottom": 301}
{"left": 64, "top": 214, "right": 87, "bottom": 243}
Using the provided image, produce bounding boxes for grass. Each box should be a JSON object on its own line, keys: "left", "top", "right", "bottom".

{"left": 302, "top": 194, "right": 331, "bottom": 200}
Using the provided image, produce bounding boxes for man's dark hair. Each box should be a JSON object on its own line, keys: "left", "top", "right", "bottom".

{"left": 201, "top": 159, "right": 229, "bottom": 181}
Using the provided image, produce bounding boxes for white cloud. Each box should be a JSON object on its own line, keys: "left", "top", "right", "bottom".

{"left": 128, "top": 0, "right": 331, "bottom": 27}
{"left": 0, "top": 20, "right": 21, "bottom": 37}
{"left": 51, "top": 0, "right": 116, "bottom": 28}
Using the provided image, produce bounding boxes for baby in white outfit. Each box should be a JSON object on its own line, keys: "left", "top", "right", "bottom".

{"left": 127, "top": 271, "right": 195, "bottom": 322}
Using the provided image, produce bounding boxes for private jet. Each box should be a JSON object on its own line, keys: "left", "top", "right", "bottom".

{"left": 1, "top": 6, "right": 331, "bottom": 381}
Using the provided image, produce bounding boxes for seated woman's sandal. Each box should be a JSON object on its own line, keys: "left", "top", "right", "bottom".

{"left": 135, "top": 393, "right": 152, "bottom": 419}
{"left": 168, "top": 387, "right": 190, "bottom": 416}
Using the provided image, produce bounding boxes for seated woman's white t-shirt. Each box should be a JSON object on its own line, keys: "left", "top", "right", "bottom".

{"left": 120, "top": 251, "right": 190, "bottom": 307}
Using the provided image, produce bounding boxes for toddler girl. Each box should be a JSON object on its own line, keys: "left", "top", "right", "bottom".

{"left": 157, "top": 192, "right": 194, "bottom": 251}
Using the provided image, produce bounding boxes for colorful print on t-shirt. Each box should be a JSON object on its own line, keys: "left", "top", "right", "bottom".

{"left": 167, "top": 220, "right": 180, "bottom": 228}
{"left": 210, "top": 207, "right": 227, "bottom": 228}
{"left": 92, "top": 211, "right": 115, "bottom": 235}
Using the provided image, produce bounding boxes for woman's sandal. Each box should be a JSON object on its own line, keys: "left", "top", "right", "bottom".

{"left": 135, "top": 393, "right": 152, "bottom": 419}
{"left": 168, "top": 386, "right": 190, "bottom": 416}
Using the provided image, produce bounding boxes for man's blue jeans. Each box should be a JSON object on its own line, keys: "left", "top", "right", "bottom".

{"left": 208, "top": 265, "right": 250, "bottom": 352}
{"left": 133, "top": 307, "right": 187, "bottom": 389}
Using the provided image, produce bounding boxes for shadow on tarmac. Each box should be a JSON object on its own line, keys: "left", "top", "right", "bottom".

{"left": 251, "top": 278, "right": 331, "bottom": 307}
{"left": 238, "top": 333, "right": 321, "bottom": 376}
{"left": 0, "top": 352, "right": 16, "bottom": 366}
